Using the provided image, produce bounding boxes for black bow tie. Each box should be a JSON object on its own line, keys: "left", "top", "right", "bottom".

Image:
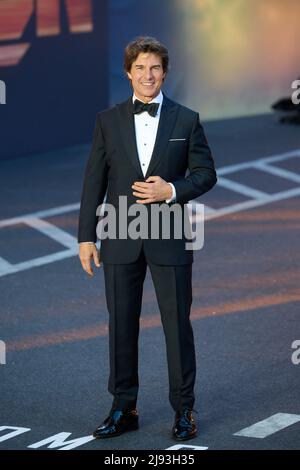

{"left": 133, "top": 99, "right": 159, "bottom": 117}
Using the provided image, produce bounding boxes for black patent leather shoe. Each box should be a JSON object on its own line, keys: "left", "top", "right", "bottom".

{"left": 93, "top": 409, "right": 139, "bottom": 439}
{"left": 172, "top": 409, "right": 197, "bottom": 441}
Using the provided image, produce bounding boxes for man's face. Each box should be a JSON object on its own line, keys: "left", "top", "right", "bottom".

{"left": 127, "top": 52, "right": 166, "bottom": 102}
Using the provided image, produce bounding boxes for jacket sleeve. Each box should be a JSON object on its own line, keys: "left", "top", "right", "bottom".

{"left": 78, "top": 114, "right": 108, "bottom": 243}
{"left": 172, "top": 113, "right": 217, "bottom": 204}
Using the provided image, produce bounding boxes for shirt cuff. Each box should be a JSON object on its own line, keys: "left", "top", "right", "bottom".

{"left": 78, "top": 241, "right": 95, "bottom": 244}
{"left": 165, "top": 183, "right": 176, "bottom": 203}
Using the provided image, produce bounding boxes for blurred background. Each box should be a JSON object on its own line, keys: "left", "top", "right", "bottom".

{"left": 1, "top": 0, "right": 300, "bottom": 159}
{"left": 0, "top": 0, "right": 300, "bottom": 451}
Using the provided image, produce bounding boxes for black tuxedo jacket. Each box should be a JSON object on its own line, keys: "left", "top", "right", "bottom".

{"left": 78, "top": 94, "right": 217, "bottom": 265}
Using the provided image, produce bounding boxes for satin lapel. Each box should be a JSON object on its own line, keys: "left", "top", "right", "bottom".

{"left": 116, "top": 97, "right": 144, "bottom": 179}
{"left": 145, "top": 96, "right": 179, "bottom": 180}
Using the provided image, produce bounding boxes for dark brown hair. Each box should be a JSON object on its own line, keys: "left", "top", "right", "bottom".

{"left": 124, "top": 36, "right": 169, "bottom": 74}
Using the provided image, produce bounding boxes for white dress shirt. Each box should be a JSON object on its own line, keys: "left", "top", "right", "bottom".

{"left": 133, "top": 91, "right": 176, "bottom": 203}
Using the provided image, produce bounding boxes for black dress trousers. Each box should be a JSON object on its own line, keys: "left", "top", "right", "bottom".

{"left": 103, "top": 246, "right": 196, "bottom": 412}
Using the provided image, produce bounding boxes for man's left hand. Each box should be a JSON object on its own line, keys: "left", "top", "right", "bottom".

{"left": 132, "top": 176, "right": 172, "bottom": 204}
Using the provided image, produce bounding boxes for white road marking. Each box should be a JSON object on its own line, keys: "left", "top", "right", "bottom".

{"left": 194, "top": 149, "right": 300, "bottom": 222}
{"left": 0, "top": 256, "right": 12, "bottom": 273}
{"left": 0, "top": 426, "right": 31, "bottom": 443}
{"left": 217, "top": 176, "right": 268, "bottom": 199}
{"left": 234, "top": 413, "right": 300, "bottom": 438}
{"left": 25, "top": 217, "right": 77, "bottom": 249}
{"left": 0, "top": 413, "right": 300, "bottom": 448}
{"left": 28, "top": 432, "right": 94, "bottom": 450}
{"left": 218, "top": 149, "right": 300, "bottom": 175}
{"left": 202, "top": 186, "right": 300, "bottom": 221}
{"left": 0, "top": 249, "right": 77, "bottom": 277}
{"left": 0, "top": 203, "right": 79, "bottom": 277}
{"left": 204, "top": 205, "right": 217, "bottom": 215}
{"left": 253, "top": 162, "right": 300, "bottom": 184}
{"left": 0, "top": 150, "right": 299, "bottom": 277}
{"left": 166, "top": 444, "right": 208, "bottom": 450}
{"left": 0, "top": 203, "right": 80, "bottom": 228}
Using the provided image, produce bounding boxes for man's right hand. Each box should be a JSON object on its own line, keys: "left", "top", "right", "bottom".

{"left": 79, "top": 242, "right": 101, "bottom": 277}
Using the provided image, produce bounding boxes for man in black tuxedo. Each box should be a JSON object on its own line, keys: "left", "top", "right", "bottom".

{"left": 78, "top": 36, "right": 217, "bottom": 441}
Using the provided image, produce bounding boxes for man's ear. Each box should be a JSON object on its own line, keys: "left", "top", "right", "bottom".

{"left": 127, "top": 71, "right": 132, "bottom": 81}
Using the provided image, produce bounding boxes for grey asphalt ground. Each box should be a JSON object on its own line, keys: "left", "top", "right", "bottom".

{"left": 0, "top": 112, "right": 300, "bottom": 450}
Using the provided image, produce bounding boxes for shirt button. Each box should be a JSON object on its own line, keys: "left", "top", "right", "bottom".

{"left": 144, "top": 143, "right": 147, "bottom": 146}
{"left": 145, "top": 123, "right": 148, "bottom": 126}
{"left": 142, "top": 163, "right": 145, "bottom": 166}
